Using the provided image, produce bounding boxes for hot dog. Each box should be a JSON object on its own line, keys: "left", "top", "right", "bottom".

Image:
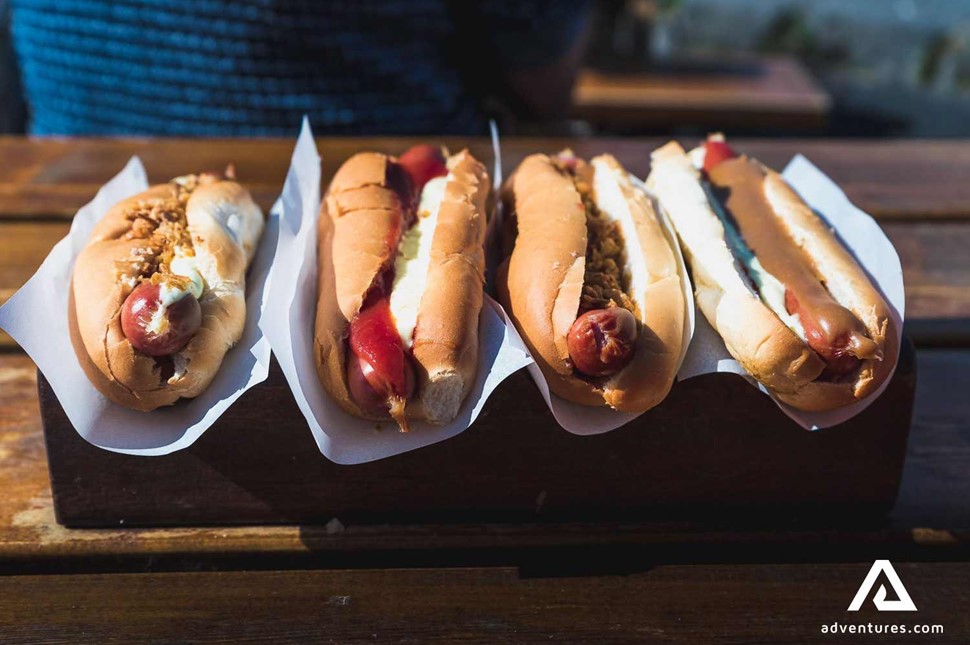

{"left": 496, "top": 152, "right": 687, "bottom": 412}
{"left": 70, "top": 169, "right": 265, "bottom": 411}
{"left": 647, "top": 135, "right": 898, "bottom": 411}
{"left": 315, "top": 145, "right": 489, "bottom": 430}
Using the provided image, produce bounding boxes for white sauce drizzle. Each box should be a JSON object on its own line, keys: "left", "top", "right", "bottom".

{"left": 388, "top": 175, "right": 449, "bottom": 348}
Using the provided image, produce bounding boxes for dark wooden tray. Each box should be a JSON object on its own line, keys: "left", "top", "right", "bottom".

{"left": 40, "top": 338, "right": 916, "bottom": 529}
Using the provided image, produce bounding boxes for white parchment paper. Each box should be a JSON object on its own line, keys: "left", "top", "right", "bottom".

{"left": 0, "top": 158, "right": 275, "bottom": 454}
{"left": 675, "top": 155, "right": 906, "bottom": 430}
{"left": 261, "top": 120, "right": 532, "bottom": 464}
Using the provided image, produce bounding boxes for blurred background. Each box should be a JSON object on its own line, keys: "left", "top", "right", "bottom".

{"left": 579, "top": 0, "right": 970, "bottom": 137}
{"left": 1, "top": 0, "right": 969, "bottom": 138}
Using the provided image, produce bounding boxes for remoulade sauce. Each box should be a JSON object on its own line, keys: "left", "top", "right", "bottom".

{"left": 707, "top": 157, "right": 876, "bottom": 375}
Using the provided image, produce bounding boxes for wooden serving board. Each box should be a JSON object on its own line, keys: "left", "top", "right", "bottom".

{"left": 38, "top": 337, "right": 916, "bottom": 529}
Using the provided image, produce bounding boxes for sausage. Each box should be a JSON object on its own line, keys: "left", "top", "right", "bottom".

{"left": 784, "top": 289, "right": 879, "bottom": 376}
{"left": 347, "top": 350, "right": 414, "bottom": 418}
{"left": 120, "top": 281, "right": 201, "bottom": 357}
{"left": 566, "top": 307, "right": 638, "bottom": 377}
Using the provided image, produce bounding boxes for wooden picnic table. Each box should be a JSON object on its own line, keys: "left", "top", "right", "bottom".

{"left": 571, "top": 57, "right": 832, "bottom": 131}
{"left": 0, "top": 137, "right": 967, "bottom": 643}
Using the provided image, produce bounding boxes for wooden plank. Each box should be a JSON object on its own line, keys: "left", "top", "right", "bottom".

{"left": 893, "top": 349, "right": 970, "bottom": 528}
{"left": 884, "top": 222, "right": 970, "bottom": 326}
{"left": 0, "top": 564, "right": 966, "bottom": 643}
{"left": 0, "top": 138, "right": 287, "bottom": 185}
{"left": 2, "top": 137, "right": 970, "bottom": 220}
{"left": 574, "top": 59, "right": 830, "bottom": 113}
{"left": 0, "top": 347, "right": 966, "bottom": 570}
{"left": 572, "top": 57, "right": 831, "bottom": 130}
{"left": 0, "top": 221, "right": 69, "bottom": 301}
{"left": 35, "top": 336, "right": 914, "bottom": 528}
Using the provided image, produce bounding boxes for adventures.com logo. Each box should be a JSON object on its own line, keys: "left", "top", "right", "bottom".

{"left": 848, "top": 560, "right": 917, "bottom": 612}
{"left": 820, "top": 560, "right": 944, "bottom": 637}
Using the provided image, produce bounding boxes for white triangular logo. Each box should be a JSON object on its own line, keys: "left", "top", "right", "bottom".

{"left": 848, "top": 560, "right": 917, "bottom": 612}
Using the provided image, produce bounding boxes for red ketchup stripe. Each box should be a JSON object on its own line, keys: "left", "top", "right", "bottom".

{"left": 702, "top": 139, "right": 736, "bottom": 172}
{"left": 349, "top": 299, "right": 411, "bottom": 393}
{"left": 398, "top": 144, "right": 449, "bottom": 194}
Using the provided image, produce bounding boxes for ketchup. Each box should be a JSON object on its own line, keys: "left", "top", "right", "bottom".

{"left": 703, "top": 139, "right": 736, "bottom": 173}
{"left": 345, "top": 145, "right": 448, "bottom": 428}
{"left": 397, "top": 144, "right": 449, "bottom": 193}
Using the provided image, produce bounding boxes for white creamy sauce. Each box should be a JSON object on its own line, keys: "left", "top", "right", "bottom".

{"left": 146, "top": 247, "right": 205, "bottom": 336}
{"left": 388, "top": 175, "right": 449, "bottom": 348}
{"left": 590, "top": 159, "right": 648, "bottom": 310}
{"left": 746, "top": 255, "right": 806, "bottom": 340}
{"left": 168, "top": 250, "right": 205, "bottom": 299}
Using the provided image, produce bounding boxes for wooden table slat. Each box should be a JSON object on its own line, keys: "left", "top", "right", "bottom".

{"left": 572, "top": 57, "right": 832, "bottom": 131}
{"left": 3, "top": 137, "right": 970, "bottom": 219}
{"left": 0, "top": 565, "right": 967, "bottom": 644}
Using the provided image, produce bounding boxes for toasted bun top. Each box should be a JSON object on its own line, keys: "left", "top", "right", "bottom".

{"left": 315, "top": 152, "right": 402, "bottom": 420}
{"left": 505, "top": 154, "right": 587, "bottom": 377}
{"left": 411, "top": 150, "right": 490, "bottom": 423}
{"left": 325, "top": 152, "right": 404, "bottom": 322}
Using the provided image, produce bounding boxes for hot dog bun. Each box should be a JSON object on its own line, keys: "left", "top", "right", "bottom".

{"left": 315, "top": 149, "right": 489, "bottom": 425}
{"left": 647, "top": 141, "right": 897, "bottom": 411}
{"left": 497, "top": 153, "right": 686, "bottom": 413}
{"left": 70, "top": 173, "right": 264, "bottom": 411}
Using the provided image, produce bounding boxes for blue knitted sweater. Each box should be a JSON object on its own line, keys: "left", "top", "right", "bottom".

{"left": 9, "top": 0, "right": 587, "bottom": 136}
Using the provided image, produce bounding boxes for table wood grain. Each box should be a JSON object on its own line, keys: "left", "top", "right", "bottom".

{"left": 3, "top": 137, "right": 970, "bottom": 219}
{"left": 0, "top": 564, "right": 967, "bottom": 644}
{"left": 572, "top": 57, "right": 831, "bottom": 131}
